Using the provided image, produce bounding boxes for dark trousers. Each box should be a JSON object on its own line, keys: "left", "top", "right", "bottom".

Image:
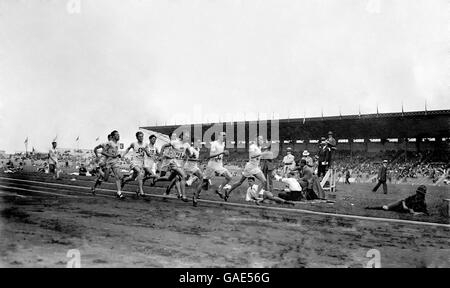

{"left": 279, "top": 191, "right": 302, "bottom": 201}
{"left": 345, "top": 176, "right": 350, "bottom": 184}
{"left": 372, "top": 180, "right": 387, "bottom": 194}
{"left": 261, "top": 160, "right": 274, "bottom": 191}
{"left": 318, "top": 164, "right": 327, "bottom": 178}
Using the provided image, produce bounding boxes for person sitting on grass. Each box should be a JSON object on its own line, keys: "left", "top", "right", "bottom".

{"left": 273, "top": 171, "right": 303, "bottom": 201}
{"left": 365, "top": 185, "right": 429, "bottom": 216}
{"left": 78, "top": 163, "right": 87, "bottom": 177}
{"left": 245, "top": 176, "right": 295, "bottom": 206}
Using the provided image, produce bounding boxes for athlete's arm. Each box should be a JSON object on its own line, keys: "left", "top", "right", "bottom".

{"left": 93, "top": 144, "right": 103, "bottom": 158}
{"left": 122, "top": 143, "right": 133, "bottom": 158}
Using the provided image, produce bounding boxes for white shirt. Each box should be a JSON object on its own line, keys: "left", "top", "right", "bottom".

{"left": 131, "top": 142, "right": 147, "bottom": 162}
{"left": 48, "top": 148, "right": 58, "bottom": 165}
{"left": 246, "top": 184, "right": 264, "bottom": 202}
{"left": 249, "top": 144, "right": 262, "bottom": 165}
{"left": 210, "top": 141, "right": 225, "bottom": 162}
{"left": 186, "top": 146, "right": 199, "bottom": 160}
{"left": 274, "top": 175, "right": 302, "bottom": 192}
{"left": 146, "top": 143, "right": 160, "bottom": 161}
{"left": 283, "top": 154, "right": 295, "bottom": 165}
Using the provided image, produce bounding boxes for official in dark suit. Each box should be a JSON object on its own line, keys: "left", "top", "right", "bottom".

{"left": 317, "top": 138, "right": 331, "bottom": 178}
{"left": 372, "top": 160, "right": 388, "bottom": 194}
{"left": 260, "top": 142, "right": 275, "bottom": 191}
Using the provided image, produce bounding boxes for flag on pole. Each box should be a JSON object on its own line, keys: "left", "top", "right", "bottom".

{"left": 401, "top": 101, "right": 404, "bottom": 116}
{"left": 76, "top": 136, "right": 80, "bottom": 141}
{"left": 358, "top": 105, "right": 361, "bottom": 118}
{"left": 95, "top": 137, "right": 100, "bottom": 141}
{"left": 24, "top": 137, "right": 28, "bottom": 145}
{"left": 376, "top": 104, "right": 379, "bottom": 116}
{"left": 303, "top": 109, "right": 306, "bottom": 124}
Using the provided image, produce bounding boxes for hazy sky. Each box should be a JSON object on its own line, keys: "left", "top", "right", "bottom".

{"left": 0, "top": 0, "right": 448, "bottom": 153}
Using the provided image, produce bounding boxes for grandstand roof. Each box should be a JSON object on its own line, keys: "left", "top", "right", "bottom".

{"left": 141, "top": 109, "right": 450, "bottom": 141}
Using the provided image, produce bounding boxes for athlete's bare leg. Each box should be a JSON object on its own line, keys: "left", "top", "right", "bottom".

{"left": 192, "top": 170, "right": 204, "bottom": 206}
{"left": 224, "top": 175, "right": 247, "bottom": 200}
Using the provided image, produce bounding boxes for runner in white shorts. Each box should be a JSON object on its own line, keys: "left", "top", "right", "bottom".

{"left": 91, "top": 134, "right": 112, "bottom": 194}
{"left": 203, "top": 132, "right": 232, "bottom": 199}
{"left": 92, "top": 130, "right": 125, "bottom": 199}
{"left": 121, "top": 131, "right": 148, "bottom": 197}
{"left": 142, "top": 134, "right": 159, "bottom": 187}
{"left": 159, "top": 132, "right": 188, "bottom": 202}
{"left": 225, "top": 135, "right": 268, "bottom": 201}
{"left": 184, "top": 139, "right": 204, "bottom": 207}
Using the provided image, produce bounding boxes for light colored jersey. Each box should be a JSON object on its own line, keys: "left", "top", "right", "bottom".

{"left": 105, "top": 141, "right": 120, "bottom": 166}
{"left": 186, "top": 146, "right": 199, "bottom": 161}
{"left": 248, "top": 144, "right": 262, "bottom": 166}
{"left": 283, "top": 154, "right": 295, "bottom": 165}
{"left": 209, "top": 141, "right": 225, "bottom": 163}
{"left": 275, "top": 175, "right": 302, "bottom": 191}
{"left": 246, "top": 184, "right": 264, "bottom": 202}
{"left": 146, "top": 143, "right": 159, "bottom": 160}
{"left": 131, "top": 141, "right": 147, "bottom": 163}
{"left": 48, "top": 148, "right": 58, "bottom": 165}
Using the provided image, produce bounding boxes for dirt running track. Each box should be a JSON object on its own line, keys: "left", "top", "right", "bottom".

{"left": 0, "top": 173, "right": 449, "bottom": 267}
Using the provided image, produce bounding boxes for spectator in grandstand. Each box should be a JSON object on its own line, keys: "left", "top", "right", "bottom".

{"left": 365, "top": 185, "right": 429, "bottom": 216}
{"left": 301, "top": 150, "right": 314, "bottom": 167}
{"left": 274, "top": 171, "right": 303, "bottom": 201}
{"left": 317, "top": 137, "right": 331, "bottom": 178}
{"left": 282, "top": 147, "right": 295, "bottom": 176}
{"left": 79, "top": 163, "right": 87, "bottom": 176}
{"left": 245, "top": 176, "right": 295, "bottom": 206}
{"left": 372, "top": 160, "right": 388, "bottom": 194}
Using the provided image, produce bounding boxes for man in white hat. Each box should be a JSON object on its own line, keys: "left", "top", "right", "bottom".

{"left": 282, "top": 147, "right": 295, "bottom": 177}
{"left": 301, "top": 150, "right": 314, "bottom": 167}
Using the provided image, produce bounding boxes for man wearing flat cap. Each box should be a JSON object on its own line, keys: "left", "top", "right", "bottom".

{"left": 366, "top": 185, "right": 429, "bottom": 215}
{"left": 372, "top": 160, "right": 388, "bottom": 194}
{"left": 282, "top": 147, "right": 296, "bottom": 177}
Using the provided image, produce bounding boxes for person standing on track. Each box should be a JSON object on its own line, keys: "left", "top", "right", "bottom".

{"left": 282, "top": 147, "right": 295, "bottom": 177}
{"left": 48, "top": 141, "right": 60, "bottom": 180}
{"left": 372, "top": 160, "right": 388, "bottom": 194}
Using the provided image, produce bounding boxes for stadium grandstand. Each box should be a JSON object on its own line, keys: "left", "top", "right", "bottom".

{"left": 141, "top": 109, "right": 450, "bottom": 155}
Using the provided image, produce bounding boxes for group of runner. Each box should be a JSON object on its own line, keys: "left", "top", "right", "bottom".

{"left": 89, "top": 130, "right": 296, "bottom": 206}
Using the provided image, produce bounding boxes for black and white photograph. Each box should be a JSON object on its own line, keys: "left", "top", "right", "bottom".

{"left": 0, "top": 0, "right": 449, "bottom": 270}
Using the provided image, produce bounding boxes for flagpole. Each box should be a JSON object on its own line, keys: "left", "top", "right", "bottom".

{"left": 24, "top": 137, "right": 28, "bottom": 155}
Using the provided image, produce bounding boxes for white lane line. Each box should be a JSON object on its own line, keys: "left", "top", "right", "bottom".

{"left": 0, "top": 185, "right": 81, "bottom": 198}
{"left": 0, "top": 191, "right": 27, "bottom": 198}
{"left": 1, "top": 176, "right": 449, "bottom": 228}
